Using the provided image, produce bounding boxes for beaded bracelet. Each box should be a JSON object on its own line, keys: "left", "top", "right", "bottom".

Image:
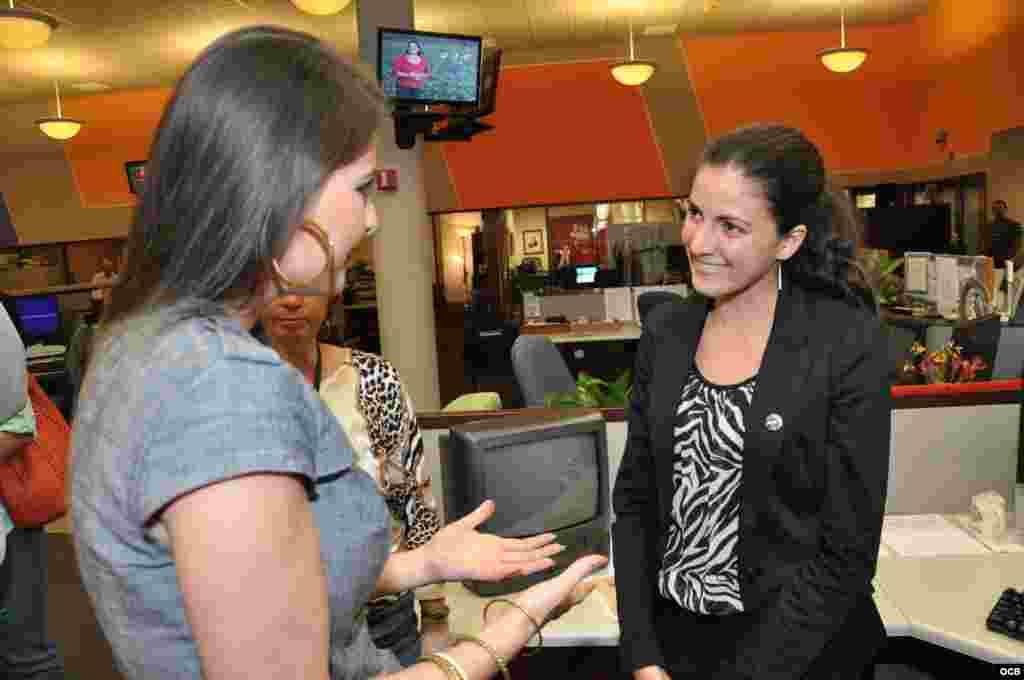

{"left": 452, "top": 634, "right": 511, "bottom": 680}
{"left": 482, "top": 597, "right": 544, "bottom": 652}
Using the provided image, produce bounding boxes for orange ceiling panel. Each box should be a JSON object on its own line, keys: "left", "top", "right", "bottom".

{"left": 61, "top": 87, "right": 171, "bottom": 208}
{"left": 682, "top": 3, "right": 1024, "bottom": 173}
{"left": 682, "top": 22, "right": 936, "bottom": 88}
{"left": 440, "top": 61, "right": 671, "bottom": 209}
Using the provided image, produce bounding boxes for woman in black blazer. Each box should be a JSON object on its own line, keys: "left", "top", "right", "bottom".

{"left": 613, "top": 124, "right": 894, "bottom": 680}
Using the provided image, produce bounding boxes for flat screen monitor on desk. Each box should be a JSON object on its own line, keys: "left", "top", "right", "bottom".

{"left": 440, "top": 411, "right": 611, "bottom": 596}
{"left": 953, "top": 316, "right": 1024, "bottom": 380}
{"left": 575, "top": 265, "right": 599, "bottom": 287}
{"left": 13, "top": 294, "right": 61, "bottom": 345}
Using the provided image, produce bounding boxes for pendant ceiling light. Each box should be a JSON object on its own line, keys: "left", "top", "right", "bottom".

{"left": 290, "top": 0, "right": 352, "bottom": 16}
{"left": 0, "top": 1, "right": 57, "bottom": 49}
{"left": 610, "top": 18, "right": 656, "bottom": 86}
{"left": 36, "top": 81, "right": 82, "bottom": 141}
{"left": 818, "top": 3, "right": 868, "bottom": 73}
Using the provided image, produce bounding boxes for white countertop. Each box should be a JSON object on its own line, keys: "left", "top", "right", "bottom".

{"left": 436, "top": 516, "right": 1024, "bottom": 662}
{"left": 875, "top": 553, "right": 1024, "bottom": 662}
{"left": 547, "top": 326, "right": 642, "bottom": 345}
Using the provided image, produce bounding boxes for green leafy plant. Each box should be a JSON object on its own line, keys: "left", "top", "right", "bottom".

{"left": 860, "top": 251, "right": 905, "bottom": 306}
{"left": 545, "top": 370, "right": 632, "bottom": 408}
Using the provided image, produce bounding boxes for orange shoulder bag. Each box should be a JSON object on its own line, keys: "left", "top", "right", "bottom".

{"left": 0, "top": 372, "right": 70, "bottom": 527}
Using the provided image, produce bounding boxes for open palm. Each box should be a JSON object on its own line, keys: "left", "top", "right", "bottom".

{"left": 423, "top": 500, "right": 565, "bottom": 583}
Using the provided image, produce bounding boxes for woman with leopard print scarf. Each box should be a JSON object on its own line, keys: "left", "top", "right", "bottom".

{"left": 257, "top": 292, "right": 448, "bottom": 667}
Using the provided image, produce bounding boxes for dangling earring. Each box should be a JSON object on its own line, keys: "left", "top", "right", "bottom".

{"left": 777, "top": 262, "right": 783, "bottom": 292}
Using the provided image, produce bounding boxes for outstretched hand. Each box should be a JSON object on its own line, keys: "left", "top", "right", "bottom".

{"left": 423, "top": 500, "right": 564, "bottom": 584}
{"left": 506, "top": 553, "right": 609, "bottom": 627}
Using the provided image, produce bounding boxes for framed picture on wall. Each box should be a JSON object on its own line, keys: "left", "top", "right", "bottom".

{"left": 523, "top": 229, "right": 544, "bottom": 255}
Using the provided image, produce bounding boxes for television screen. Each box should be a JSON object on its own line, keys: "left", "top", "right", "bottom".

{"left": 378, "top": 28, "right": 482, "bottom": 106}
{"left": 862, "top": 205, "right": 951, "bottom": 254}
{"left": 441, "top": 411, "right": 610, "bottom": 596}
{"left": 575, "top": 265, "right": 598, "bottom": 285}
{"left": 481, "top": 433, "right": 599, "bottom": 535}
{"left": 14, "top": 294, "right": 60, "bottom": 341}
{"left": 125, "top": 161, "right": 146, "bottom": 195}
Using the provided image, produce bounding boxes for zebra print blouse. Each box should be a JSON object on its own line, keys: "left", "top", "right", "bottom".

{"left": 657, "top": 368, "right": 757, "bottom": 616}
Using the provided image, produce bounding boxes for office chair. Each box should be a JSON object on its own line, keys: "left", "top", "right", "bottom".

{"left": 637, "top": 290, "right": 685, "bottom": 325}
{"left": 463, "top": 295, "right": 519, "bottom": 393}
{"left": 64, "top": 316, "right": 95, "bottom": 416}
{"left": 510, "top": 335, "right": 577, "bottom": 408}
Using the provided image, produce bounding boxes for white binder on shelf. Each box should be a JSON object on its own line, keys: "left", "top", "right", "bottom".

{"left": 603, "top": 287, "right": 633, "bottom": 322}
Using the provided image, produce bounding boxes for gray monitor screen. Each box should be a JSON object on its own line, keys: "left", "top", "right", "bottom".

{"left": 480, "top": 434, "right": 599, "bottom": 536}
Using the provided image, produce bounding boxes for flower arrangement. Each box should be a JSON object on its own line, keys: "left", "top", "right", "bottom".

{"left": 902, "top": 341, "right": 987, "bottom": 384}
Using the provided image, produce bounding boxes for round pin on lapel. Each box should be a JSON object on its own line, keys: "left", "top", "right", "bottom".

{"left": 765, "top": 413, "right": 784, "bottom": 432}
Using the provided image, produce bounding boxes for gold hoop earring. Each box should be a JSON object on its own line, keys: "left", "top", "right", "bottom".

{"left": 269, "top": 220, "right": 337, "bottom": 298}
{"left": 778, "top": 263, "right": 783, "bottom": 292}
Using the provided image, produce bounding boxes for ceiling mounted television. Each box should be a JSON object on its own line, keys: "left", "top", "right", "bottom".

{"left": 378, "top": 27, "right": 482, "bottom": 107}
{"left": 125, "top": 160, "right": 146, "bottom": 195}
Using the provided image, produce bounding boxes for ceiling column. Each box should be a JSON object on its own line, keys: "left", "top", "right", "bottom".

{"left": 356, "top": 0, "right": 442, "bottom": 410}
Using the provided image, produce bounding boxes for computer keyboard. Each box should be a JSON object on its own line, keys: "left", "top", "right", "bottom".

{"left": 26, "top": 344, "right": 66, "bottom": 359}
{"left": 986, "top": 588, "right": 1024, "bottom": 642}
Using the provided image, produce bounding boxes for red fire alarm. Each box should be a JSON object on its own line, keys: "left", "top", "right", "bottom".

{"left": 376, "top": 169, "right": 398, "bottom": 192}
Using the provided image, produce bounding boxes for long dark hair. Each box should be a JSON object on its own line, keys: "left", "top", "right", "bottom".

{"left": 702, "top": 124, "right": 875, "bottom": 311}
{"left": 105, "top": 25, "right": 385, "bottom": 326}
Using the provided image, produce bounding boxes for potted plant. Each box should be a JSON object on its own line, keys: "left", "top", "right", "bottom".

{"left": 860, "top": 250, "right": 905, "bottom": 306}
{"left": 544, "top": 370, "right": 632, "bottom": 408}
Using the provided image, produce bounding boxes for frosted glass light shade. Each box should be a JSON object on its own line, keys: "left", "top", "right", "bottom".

{"left": 36, "top": 117, "right": 82, "bottom": 140}
{"left": 0, "top": 8, "right": 56, "bottom": 49}
{"left": 818, "top": 47, "right": 868, "bottom": 73}
{"left": 610, "top": 61, "right": 656, "bottom": 86}
{"left": 290, "top": 0, "right": 352, "bottom": 16}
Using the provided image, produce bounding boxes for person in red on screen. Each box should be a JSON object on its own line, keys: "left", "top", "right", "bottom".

{"left": 392, "top": 41, "right": 431, "bottom": 99}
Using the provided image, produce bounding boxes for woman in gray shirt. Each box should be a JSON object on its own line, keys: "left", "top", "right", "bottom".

{"left": 71, "top": 26, "right": 604, "bottom": 680}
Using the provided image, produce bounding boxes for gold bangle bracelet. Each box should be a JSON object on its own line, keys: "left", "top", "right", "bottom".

{"left": 419, "top": 653, "right": 461, "bottom": 680}
{"left": 482, "top": 597, "right": 544, "bottom": 652}
{"left": 434, "top": 651, "right": 469, "bottom": 680}
{"left": 452, "top": 634, "right": 511, "bottom": 680}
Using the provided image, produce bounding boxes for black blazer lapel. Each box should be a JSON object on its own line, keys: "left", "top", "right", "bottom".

{"left": 743, "top": 279, "right": 812, "bottom": 504}
{"left": 650, "top": 299, "right": 710, "bottom": 514}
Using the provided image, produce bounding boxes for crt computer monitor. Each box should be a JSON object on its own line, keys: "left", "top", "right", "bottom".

{"left": 440, "top": 411, "right": 611, "bottom": 596}
{"left": 378, "top": 28, "right": 482, "bottom": 107}
{"left": 13, "top": 294, "right": 61, "bottom": 345}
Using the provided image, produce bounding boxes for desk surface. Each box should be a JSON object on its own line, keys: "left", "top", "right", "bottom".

{"left": 875, "top": 553, "right": 1024, "bottom": 662}
{"left": 882, "top": 308, "right": 960, "bottom": 328}
{"left": 440, "top": 517, "right": 1024, "bottom": 661}
{"left": 521, "top": 321, "right": 642, "bottom": 345}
